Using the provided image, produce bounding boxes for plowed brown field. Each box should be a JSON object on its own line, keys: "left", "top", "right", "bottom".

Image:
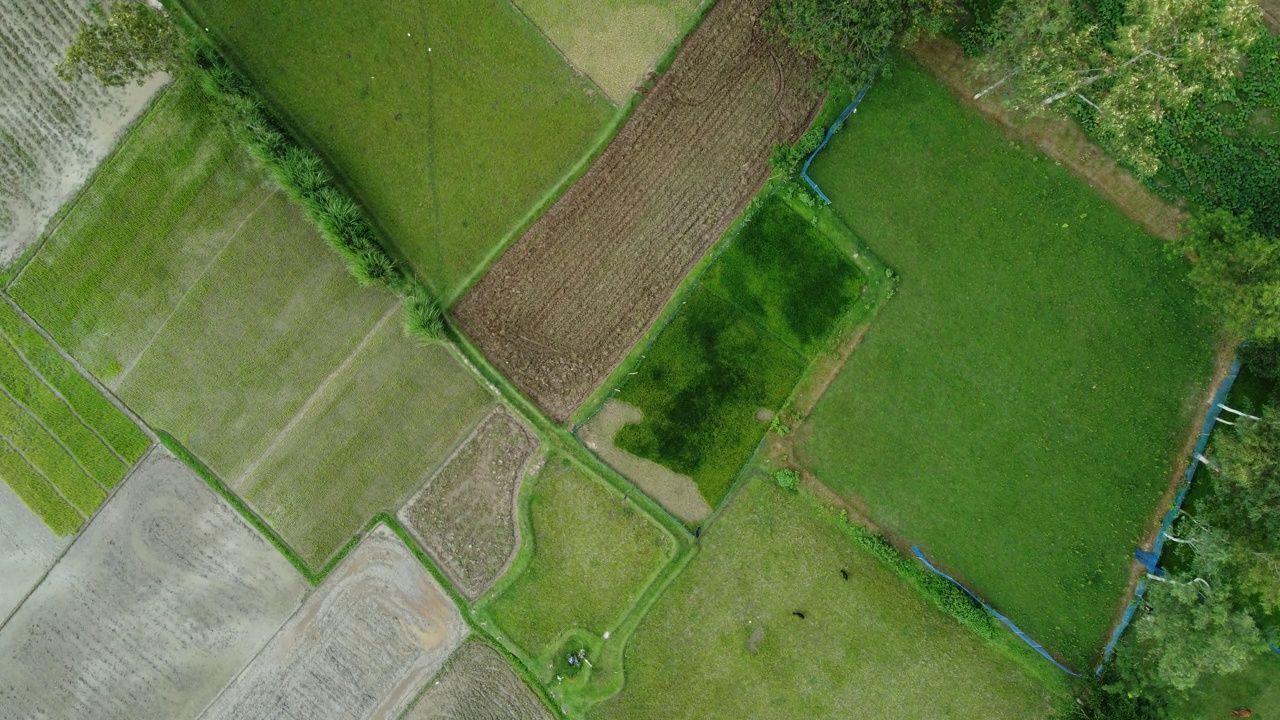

{"left": 454, "top": 0, "right": 818, "bottom": 421}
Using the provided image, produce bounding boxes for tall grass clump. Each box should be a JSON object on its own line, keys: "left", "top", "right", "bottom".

{"left": 183, "top": 40, "right": 445, "bottom": 340}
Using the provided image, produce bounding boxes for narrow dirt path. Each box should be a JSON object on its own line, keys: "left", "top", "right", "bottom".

{"left": 909, "top": 37, "right": 1186, "bottom": 242}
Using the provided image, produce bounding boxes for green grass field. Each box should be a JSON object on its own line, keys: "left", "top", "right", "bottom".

{"left": 511, "top": 0, "right": 703, "bottom": 103}
{"left": 238, "top": 319, "right": 492, "bottom": 567}
{"left": 805, "top": 60, "right": 1217, "bottom": 667}
{"left": 615, "top": 193, "right": 862, "bottom": 507}
{"left": 177, "top": 0, "right": 615, "bottom": 297}
{"left": 590, "top": 476, "right": 1059, "bottom": 719}
{"left": 485, "top": 456, "right": 676, "bottom": 665}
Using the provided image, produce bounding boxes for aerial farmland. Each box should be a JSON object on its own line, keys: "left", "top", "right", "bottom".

{"left": 1, "top": 0, "right": 1277, "bottom": 719}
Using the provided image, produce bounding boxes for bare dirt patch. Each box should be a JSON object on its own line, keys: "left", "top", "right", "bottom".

{"left": 402, "top": 641, "right": 552, "bottom": 720}
{"left": 1261, "top": 0, "right": 1280, "bottom": 32}
{"left": 0, "top": 449, "right": 306, "bottom": 719}
{"left": 909, "top": 37, "right": 1186, "bottom": 242}
{"left": 0, "top": 0, "right": 167, "bottom": 262}
{"left": 455, "top": 0, "right": 819, "bottom": 421}
{"left": 0, "top": 480, "right": 71, "bottom": 623}
{"left": 577, "top": 400, "right": 711, "bottom": 523}
{"left": 200, "top": 524, "right": 468, "bottom": 720}
{"left": 399, "top": 406, "right": 539, "bottom": 600}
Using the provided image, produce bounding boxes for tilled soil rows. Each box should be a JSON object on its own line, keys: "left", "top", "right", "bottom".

{"left": 455, "top": 0, "right": 818, "bottom": 421}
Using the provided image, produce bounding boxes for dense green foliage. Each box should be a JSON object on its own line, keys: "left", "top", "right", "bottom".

{"left": 764, "top": 0, "right": 955, "bottom": 94}
{"left": 975, "top": 0, "right": 1260, "bottom": 176}
{"left": 772, "top": 467, "right": 800, "bottom": 489}
{"left": 57, "top": 0, "right": 179, "bottom": 87}
{"left": 1176, "top": 210, "right": 1280, "bottom": 343}
{"left": 591, "top": 476, "right": 1059, "bottom": 719}
{"left": 806, "top": 60, "right": 1215, "bottom": 667}
{"left": 176, "top": 0, "right": 613, "bottom": 297}
{"left": 485, "top": 457, "right": 675, "bottom": 657}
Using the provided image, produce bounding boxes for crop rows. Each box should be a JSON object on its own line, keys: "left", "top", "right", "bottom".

{"left": 456, "top": 0, "right": 818, "bottom": 421}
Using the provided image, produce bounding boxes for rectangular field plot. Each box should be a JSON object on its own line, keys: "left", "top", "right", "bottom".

{"left": 481, "top": 457, "right": 676, "bottom": 687}
{"left": 612, "top": 191, "right": 863, "bottom": 507}
{"left": 201, "top": 525, "right": 468, "bottom": 720}
{"left": 804, "top": 60, "right": 1217, "bottom": 667}
{"left": 237, "top": 318, "right": 492, "bottom": 568}
{"left": 589, "top": 476, "right": 1056, "bottom": 720}
{"left": 0, "top": 480, "right": 70, "bottom": 621}
{"left": 511, "top": 0, "right": 704, "bottom": 103}
{"left": 455, "top": 0, "right": 819, "bottom": 421}
{"left": 179, "top": 0, "right": 614, "bottom": 297}
{"left": 0, "top": 450, "right": 307, "bottom": 719}
{"left": 402, "top": 641, "right": 551, "bottom": 720}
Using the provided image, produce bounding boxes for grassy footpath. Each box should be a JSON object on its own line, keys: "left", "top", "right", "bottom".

{"left": 805, "top": 59, "right": 1217, "bottom": 668}
{"left": 176, "top": 0, "right": 613, "bottom": 297}
{"left": 590, "top": 475, "right": 1065, "bottom": 719}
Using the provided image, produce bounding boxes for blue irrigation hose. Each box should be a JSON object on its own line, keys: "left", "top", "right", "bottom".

{"left": 799, "top": 65, "right": 883, "bottom": 204}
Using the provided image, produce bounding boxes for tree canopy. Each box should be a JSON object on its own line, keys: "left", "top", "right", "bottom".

{"left": 763, "top": 0, "right": 956, "bottom": 94}
{"left": 975, "top": 0, "right": 1261, "bottom": 175}
{"left": 1177, "top": 210, "right": 1280, "bottom": 342}
{"left": 56, "top": 0, "right": 179, "bottom": 87}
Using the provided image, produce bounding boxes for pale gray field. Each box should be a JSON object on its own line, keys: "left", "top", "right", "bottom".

{"left": 0, "top": 480, "right": 70, "bottom": 622}
{"left": 0, "top": 450, "right": 307, "bottom": 719}
{"left": 201, "top": 525, "right": 469, "bottom": 720}
{"left": 402, "top": 641, "right": 552, "bottom": 720}
{"left": 0, "top": 0, "right": 165, "bottom": 261}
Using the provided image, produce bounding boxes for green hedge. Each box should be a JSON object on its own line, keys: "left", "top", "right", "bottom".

{"left": 183, "top": 41, "right": 443, "bottom": 341}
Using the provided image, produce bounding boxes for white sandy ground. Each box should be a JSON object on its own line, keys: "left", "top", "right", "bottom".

{"left": 199, "top": 524, "right": 469, "bottom": 720}
{"left": 0, "top": 450, "right": 307, "bottom": 719}
{"left": 0, "top": 0, "right": 166, "bottom": 265}
{"left": 0, "top": 480, "right": 71, "bottom": 623}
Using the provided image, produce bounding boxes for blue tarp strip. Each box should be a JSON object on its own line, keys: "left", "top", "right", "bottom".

{"left": 799, "top": 68, "right": 882, "bottom": 204}
{"left": 1272, "top": 643, "right": 1280, "bottom": 656}
{"left": 912, "top": 546, "right": 1082, "bottom": 676}
{"left": 1095, "top": 356, "right": 1242, "bottom": 674}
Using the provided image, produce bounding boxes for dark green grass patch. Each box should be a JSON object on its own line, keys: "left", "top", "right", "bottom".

{"left": 176, "top": 0, "right": 614, "bottom": 297}
{"left": 484, "top": 456, "right": 675, "bottom": 660}
{"left": 589, "top": 476, "right": 1062, "bottom": 719}
{"left": 805, "top": 60, "right": 1216, "bottom": 668}
{"left": 702, "top": 193, "right": 864, "bottom": 356}
{"left": 0, "top": 305, "right": 149, "bottom": 464}
{"left": 615, "top": 288, "right": 808, "bottom": 506}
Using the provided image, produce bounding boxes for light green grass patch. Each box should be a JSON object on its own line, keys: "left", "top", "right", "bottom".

{"left": 0, "top": 304, "right": 150, "bottom": 464}
{"left": 485, "top": 456, "right": 676, "bottom": 664}
{"left": 178, "top": 0, "right": 615, "bottom": 297}
{"left": 0, "top": 334, "right": 125, "bottom": 488}
{"left": 238, "top": 318, "right": 492, "bottom": 568}
{"left": 511, "top": 0, "right": 704, "bottom": 103}
{"left": 0, "top": 391, "right": 103, "bottom": 516}
{"left": 0, "top": 440, "right": 82, "bottom": 536}
{"left": 590, "top": 476, "right": 1059, "bottom": 719}
{"left": 9, "top": 82, "right": 255, "bottom": 383}
{"left": 805, "top": 59, "right": 1216, "bottom": 667}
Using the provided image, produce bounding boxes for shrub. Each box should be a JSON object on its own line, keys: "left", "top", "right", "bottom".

{"left": 772, "top": 468, "right": 801, "bottom": 490}
{"left": 769, "top": 415, "right": 792, "bottom": 436}
{"left": 402, "top": 283, "right": 444, "bottom": 342}
{"left": 769, "top": 125, "right": 826, "bottom": 174}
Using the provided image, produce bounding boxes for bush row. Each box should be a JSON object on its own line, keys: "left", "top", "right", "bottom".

{"left": 184, "top": 43, "right": 444, "bottom": 341}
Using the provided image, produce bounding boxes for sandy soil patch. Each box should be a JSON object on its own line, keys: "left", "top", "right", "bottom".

{"left": 403, "top": 641, "right": 552, "bottom": 720}
{"left": 0, "top": 449, "right": 306, "bottom": 719}
{"left": 0, "top": 0, "right": 166, "bottom": 263}
{"left": 577, "top": 400, "right": 710, "bottom": 523}
{"left": 455, "top": 0, "right": 818, "bottom": 421}
{"left": 0, "top": 480, "right": 70, "bottom": 623}
{"left": 399, "top": 406, "right": 539, "bottom": 600}
{"left": 909, "top": 37, "right": 1185, "bottom": 242}
{"left": 1261, "top": 0, "right": 1280, "bottom": 32}
{"left": 200, "top": 524, "right": 468, "bottom": 720}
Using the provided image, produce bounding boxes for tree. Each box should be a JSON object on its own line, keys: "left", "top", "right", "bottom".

{"left": 763, "top": 0, "right": 956, "bottom": 94}
{"left": 56, "top": 0, "right": 179, "bottom": 87}
{"left": 1208, "top": 405, "right": 1280, "bottom": 540}
{"left": 975, "top": 0, "right": 1261, "bottom": 175}
{"left": 1177, "top": 210, "right": 1280, "bottom": 342}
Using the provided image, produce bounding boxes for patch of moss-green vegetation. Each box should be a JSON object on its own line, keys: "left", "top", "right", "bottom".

{"left": 614, "top": 193, "right": 863, "bottom": 506}
{"left": 805, "top": 59, "right": 1217, "bottom": 668}
{"left": 0, "top": 391, "right": 103, "bottom": 516}
{"left": 590, "top": 476, "right": 1062, "bottom": 720}
{"left": 176, "top": 0, "right": 614, "bottom": 297}
{"left": 482, "top": 456, "right": 675, "bottom": 673}
{"left": 0, "top": 440, "right": 82, "bottom": 537}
